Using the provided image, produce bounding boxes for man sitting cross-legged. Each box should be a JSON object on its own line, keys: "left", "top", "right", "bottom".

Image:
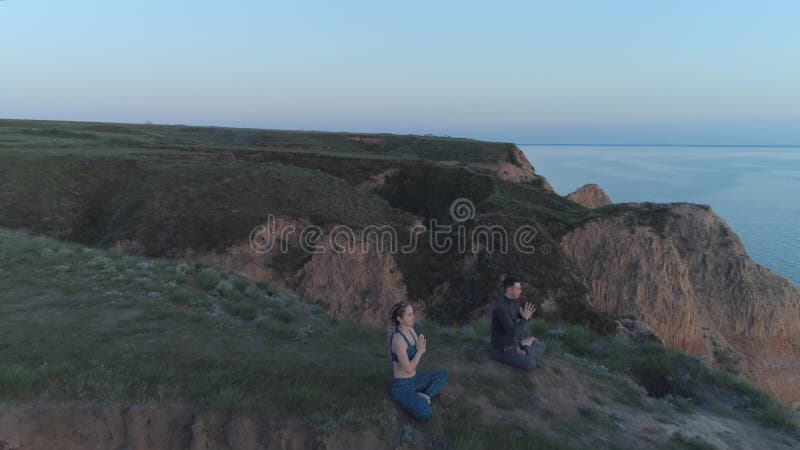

{"left": 489, "top": 277, "right": 545, "bottom": 369}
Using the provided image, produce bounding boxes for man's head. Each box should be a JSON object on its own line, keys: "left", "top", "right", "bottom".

{"left": 503, "top": 277, "right": 523, "bottom": 300}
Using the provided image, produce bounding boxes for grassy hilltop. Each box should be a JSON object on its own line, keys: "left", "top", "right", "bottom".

{"left": 1, "top": 228, "right": 797, "bottom": 448}
{"left": 0, "top": 118, "right": 615, "bottom": 327}
{"left": 1, "top": 118, "right": 798, "bottom": 448}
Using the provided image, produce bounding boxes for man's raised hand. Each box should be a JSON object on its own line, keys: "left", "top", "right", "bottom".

{"left": 520, "top": 302, "right": 536, "bottom": 320}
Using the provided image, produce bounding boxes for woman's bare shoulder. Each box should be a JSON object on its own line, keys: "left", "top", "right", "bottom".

{"left": 391, "top": 332, "right": 407, "bottom": 348}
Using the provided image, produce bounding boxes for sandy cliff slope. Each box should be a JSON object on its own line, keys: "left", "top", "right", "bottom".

{"left": 561, "top": 203, "right": 800, "bottom": 405}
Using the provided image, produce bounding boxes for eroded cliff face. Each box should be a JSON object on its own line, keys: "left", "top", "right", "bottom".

{"left": 195, "top": 212, "right": 603, "bottom": 330}
{"left": 297, "top": 238, "right": 409, "bottom": 325}
{"left": 197, "top": 216, "right": 315, "bottom": 287}
{"left": 567, "top": 184, "right": 612, "bottom": 208}
{"left": 561, "top": 218, "right": 707, "bottom": 358}
{"left": 561, "top": 203, "right": 800, "bottom": 404}
{"left": 198, "top": 217, "right": 410, "bottom": 326}
{"left": 0, "top": 402, "right": 387, "bottom": 450}
{"left": 443, "top": 147, "right": 553, "bottom": 190}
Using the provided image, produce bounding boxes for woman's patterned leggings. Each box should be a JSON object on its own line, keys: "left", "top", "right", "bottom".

{"left": 389, "top": 370, "right": 449, "bottom": 420}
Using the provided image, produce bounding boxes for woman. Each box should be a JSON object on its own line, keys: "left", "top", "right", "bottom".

{"left": 387, "top": 301, "right": 448, "bottom": 420}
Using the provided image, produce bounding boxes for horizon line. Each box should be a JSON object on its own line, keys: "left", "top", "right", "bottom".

{"left": 2, "top": 117, "right": 799, "bottom": 149}
{"left": 517, "top": 143, "right": 800, "bottom": 149}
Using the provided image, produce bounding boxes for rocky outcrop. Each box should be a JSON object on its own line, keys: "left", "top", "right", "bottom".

{"left": 616, "top": 318, "right": 662, "bottom": 344}
{"left": 561, "top": 203, "right": 800, "bottom": 404}
{"left": 567, "top": 184, "right": 612, "bottom": 208}
{"left": 297, "top": 237, "right": 410, "bottom": 325}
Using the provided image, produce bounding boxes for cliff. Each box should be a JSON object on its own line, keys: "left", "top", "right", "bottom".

{"left": 0, "top": 402, "right": 385, "bottom": 450}
{"left": 567, "top": 183, "right": 612, "bottom": 208}
{"left": 561, "top": 203, "right": 800, "bottom": 405}
{"left": 2, "top": 118, "right": 799, "bottom": 410}
{"left": 461, "top": 146, "right": 553, "bottom": 190}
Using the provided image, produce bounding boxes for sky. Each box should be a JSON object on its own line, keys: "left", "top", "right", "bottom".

{"left": 2, "top": 1, "right": 799, "bottom": 145}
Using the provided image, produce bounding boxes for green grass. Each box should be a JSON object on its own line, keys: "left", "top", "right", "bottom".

{"left": 0, "top": 229, "right": 566, "bottom": 448}
{"left": 0, "top": 230, "right": 387, "bottom": 417}
{"left": 665, "top": 433, "right": 718, "bottom": 450}
{"left": 666, "top": 394, "right": 696, "bottom": 414}
{"left": 0, "top": 153, "right": 413, "bottom": 251}
{"left": 529, "top": 319, "right": 799, "bottom": 434}
{"left": 415, "top": 397, "right": 564, "bottom": 450}
{"left": 0, "top": 118, "right": 516, "bottom": 162}
{"left": 1, "top": 229, "right": 798, "bottom": 448}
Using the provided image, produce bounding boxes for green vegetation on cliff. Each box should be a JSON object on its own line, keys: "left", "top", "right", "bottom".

{"left": 0, "top": 118, "right": 603, "bottom": 328}
{"left": 0, "top": 118, "right": 517, "bottom": 161}
{"left": 2, "top": 118, "right": 798, "bottom": 447}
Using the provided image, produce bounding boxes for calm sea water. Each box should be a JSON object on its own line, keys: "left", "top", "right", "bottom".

{"left": 519, "top": 145, "right": 800, "bottom": 288}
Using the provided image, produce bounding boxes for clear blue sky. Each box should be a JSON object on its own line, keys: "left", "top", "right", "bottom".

{"left": 2, "top": 1, "right": 799, "bottom": 144}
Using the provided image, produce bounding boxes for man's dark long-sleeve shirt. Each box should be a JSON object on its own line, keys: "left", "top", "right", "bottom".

{"left": 490, "top": 296, "right": 529, "bottom": 348}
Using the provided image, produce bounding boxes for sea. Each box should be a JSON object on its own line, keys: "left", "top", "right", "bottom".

{"left": 519, "top": 145, "right": 800, "bottom": 289}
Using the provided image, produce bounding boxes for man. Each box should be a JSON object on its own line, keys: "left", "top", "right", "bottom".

{"left": 489, "top": 277, "right": 545, "bottom": 369}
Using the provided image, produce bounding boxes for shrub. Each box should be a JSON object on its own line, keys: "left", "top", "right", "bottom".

{"left": 630, "top": 345, "right": 705, "bottom": 398}
{"left": 271, "top": 308, "right": 297, "bottom": 323}
{"left": 758, "top": 402, "right": 797, "bottom": 430}
{"left": 196, "top": 271, "right": 220, "bottom": 291}
{"left": 224, "top": 300, "right": 258, "bottom": 321}
{"left": 233, "top": 277, "right": 249, "bottom": 292}
{"left": 166, "top": 286, "right": 191, "bottom": 306}
{"left": 562, "top": 324, "right": 593, "bottom": 355}
{"left": 666, "top": 394, "right": 695, "bottom": 414}
{"left": 666, "top": 433, "right": 717, "bottom": 450}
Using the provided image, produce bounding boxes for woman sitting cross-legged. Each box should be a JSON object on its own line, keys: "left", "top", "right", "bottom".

{"left": 387, "top": 301, "right": 448, "bottom": 420}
